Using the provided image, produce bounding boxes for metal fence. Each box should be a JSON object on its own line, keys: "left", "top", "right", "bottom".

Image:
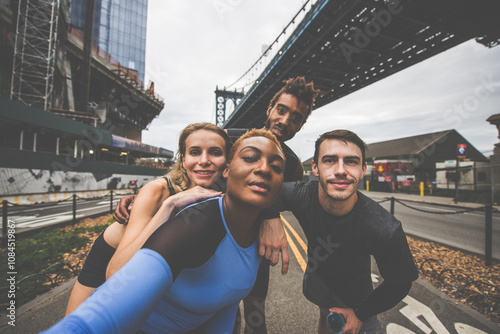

{"left": 1, "top": 188, "right": 136, "bottom": 245}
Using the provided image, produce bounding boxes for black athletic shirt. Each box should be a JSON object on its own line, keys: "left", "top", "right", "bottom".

{"left": 271, "top": 181, "right": 418, "bottom": 321}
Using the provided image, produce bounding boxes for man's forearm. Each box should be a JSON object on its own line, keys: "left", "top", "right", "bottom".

{"left": 354, "top": 281, "right": 412, "bottom": 322}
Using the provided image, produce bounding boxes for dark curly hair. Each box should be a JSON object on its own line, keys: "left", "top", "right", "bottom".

{"left": 267, "top": 76, "right": 320, "bottom": 124}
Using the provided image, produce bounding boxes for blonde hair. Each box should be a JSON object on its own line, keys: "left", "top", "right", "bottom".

{"left": 227, "top": 129, "right": 284, "bottom": 164}
{"left": 165, "top": 123, "right": 231, "bottom": 192}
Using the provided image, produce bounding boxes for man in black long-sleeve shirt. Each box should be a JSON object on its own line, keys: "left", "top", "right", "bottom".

{"left": 268, "top": 129, "right": 418, "bottom": 334}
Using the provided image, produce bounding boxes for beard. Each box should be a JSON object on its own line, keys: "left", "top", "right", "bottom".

{"left": 319, "top": 177, "right": 359, "bottom": 202}
{"left": 264, "top": 118, "right": 271, "bottom": 131}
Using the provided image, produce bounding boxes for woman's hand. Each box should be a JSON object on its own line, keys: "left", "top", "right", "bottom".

{"left": 168, "top": 186, "right": 222, "bottom": 209}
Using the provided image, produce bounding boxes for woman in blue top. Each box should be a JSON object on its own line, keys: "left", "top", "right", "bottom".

{"left": 42, "top": 129, "right": 286, "bottom": 334}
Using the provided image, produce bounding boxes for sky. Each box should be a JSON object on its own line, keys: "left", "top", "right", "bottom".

{"left": 142, "top": 0, "right": 500, "bottom": 162}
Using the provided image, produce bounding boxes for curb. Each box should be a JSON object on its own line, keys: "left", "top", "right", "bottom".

{"left": 412, "top": 278, "right": 499, "bottom": 333}
{"left": 0, "top": 278, "right": 76, "bottom": 330}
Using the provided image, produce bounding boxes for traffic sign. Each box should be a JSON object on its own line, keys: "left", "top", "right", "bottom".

{"left": 457, "top": 144, "right": 467, "bottom": 159}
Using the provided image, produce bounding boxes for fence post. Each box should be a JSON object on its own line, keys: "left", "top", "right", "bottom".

{"left": 390, "top": 197, "right": 395, "bottom": 216}
{"left": 2, "top": 200, "right": 7, "bottom": 247}
{"left": 485, "top": 204, "right": 492, "bottom": 266}
{"left": 72, "top": 194, "right": 77, "bottom": 224}
{"left": 454, "top": 160, "right": 459, "bottom": 203}
{"left": 110, "top": 190, "right": 114, "bottom": 214}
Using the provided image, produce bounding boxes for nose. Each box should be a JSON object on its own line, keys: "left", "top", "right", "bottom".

{"left": 198, "top": 151, "right": 210, "bottom": 166}
{"left": 254, "top": 159, "right": 271, "bottom": 178}
{"left": 334, "top": 161, "right": 347, "bottom": 176}
{"left": 278, "top": 112, "right": 290, "bottom": 126}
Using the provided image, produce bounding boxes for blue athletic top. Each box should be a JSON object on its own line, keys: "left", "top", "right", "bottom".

{"left": 42, "top": 197, "right": 262, "bottom": 334}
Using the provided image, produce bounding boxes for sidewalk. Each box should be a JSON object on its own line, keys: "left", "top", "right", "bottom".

{"left": 0, "top": 278, "right": 76, "bottom": 333}
{"left": 360, "top": 190, "right": 490, "bottom": 210}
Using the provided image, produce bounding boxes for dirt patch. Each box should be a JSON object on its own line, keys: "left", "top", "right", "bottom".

{"left": 59, "top": 214, "right": 114, "bottom": 276}
{"left": 408, "top": 235, "right": 500, "bottom": 325}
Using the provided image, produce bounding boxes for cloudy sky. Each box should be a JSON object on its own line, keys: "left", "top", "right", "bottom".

{"left": 142, "top": 0, "right": 500, "bottom": 161}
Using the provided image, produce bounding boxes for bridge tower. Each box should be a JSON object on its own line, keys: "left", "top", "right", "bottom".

{"left": 214, "top": 87, "right": 244, "bottom": 128}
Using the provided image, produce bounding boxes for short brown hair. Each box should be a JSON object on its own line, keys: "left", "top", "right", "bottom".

{"left": 313, "top": 130, "right": 366, "bottom": 165}
{"left": 267, "top": 76, "right": 320, "bottom": 124}
{"left": 228, "top": 129, "right": 284, "bottom": 163}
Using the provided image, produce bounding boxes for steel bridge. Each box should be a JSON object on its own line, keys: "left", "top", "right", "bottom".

{"left": 221, "top": 0, "right": 500, "bottom": 129}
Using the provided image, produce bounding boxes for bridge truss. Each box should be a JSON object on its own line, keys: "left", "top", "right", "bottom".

{"left": 223, "top": 0, "right": 500, "bottom": 129}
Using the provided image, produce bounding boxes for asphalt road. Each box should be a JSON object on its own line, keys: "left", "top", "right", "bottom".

{"left": 259, "top": 211, "right": 499, "bottom": 334}
{"left": 364, "top": 193, "right": 500, "bottom": 260}
{"left": 2, "top": 195, "right": 125, "bottom": 234}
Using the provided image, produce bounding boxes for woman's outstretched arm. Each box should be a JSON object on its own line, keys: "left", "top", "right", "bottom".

{"left": 43, "top": 249, "right": 173, "bottom": 334}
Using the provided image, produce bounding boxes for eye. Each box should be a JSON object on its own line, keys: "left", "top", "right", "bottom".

{"left": 323, "top": 158, "right": 334, "bottom": 164}
{"left": 346, "top": 159, "right": 358, "bottom": 165}
{"left": 277, "top": 107, "right": 286, "bottom": 115}
{"left": 189, "top": 149, "right": 201, "bottom": 156}
{"left": 271, "top": 164, "right": 283, "bottom": 174}
{"left": 242, "top": 156, "right": 257, "bottom": 163}
{"left": 210, "top": 148, "right": 224, "bottom": 157}
{"left": 290, "top": 113, "right": 304, "bottom": 123}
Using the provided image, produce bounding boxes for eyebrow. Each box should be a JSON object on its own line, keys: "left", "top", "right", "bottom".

{"left": 322, "top": 154, "right": 361, "bottom": 161}
{"left": 276, "top": 103, "right": 289, "bottom": 111}
{"left": 239, "top": 146, "right": 285, "bottom": 162}
{"left": 188, "top": 146, "right": 223, "bottom": 151}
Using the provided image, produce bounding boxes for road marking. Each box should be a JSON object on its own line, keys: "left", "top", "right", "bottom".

{"left": 281, "top": 215, "right": 308, "bottom": 273}
{"left": 281, "top": 215, "right": 307, "bottom": 253}
{"left": 283, "top": 228, "right": 307, "bottom": 273}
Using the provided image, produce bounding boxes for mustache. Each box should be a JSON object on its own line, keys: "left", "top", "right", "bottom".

{"left": 326, "top": 177, "right": 353, "bottom": 183}
{"left": 275, "top": 123, "right": 287, "bottom": 134}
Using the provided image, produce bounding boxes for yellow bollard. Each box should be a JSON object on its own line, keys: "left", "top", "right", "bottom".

{"left": 419, "top": 182, "right": 424, "bottom": 196}
{"left": 366, "top": 180, "right": 370, "bottom": 192}
{"left": 429, "top": 183, "right": 432, "bottom": 195}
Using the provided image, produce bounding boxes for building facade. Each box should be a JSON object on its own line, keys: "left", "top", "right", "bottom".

{"left": 70, "top": 0, "right": 148, "bottom": 83}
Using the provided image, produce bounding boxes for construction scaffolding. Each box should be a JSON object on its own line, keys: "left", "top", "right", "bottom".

{"left": 10, "top": 0, "right": 61, "bottom": 110}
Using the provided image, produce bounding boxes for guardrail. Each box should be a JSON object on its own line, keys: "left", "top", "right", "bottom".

{"left": 1, "top": 189, "right": 137, "bottom": 246}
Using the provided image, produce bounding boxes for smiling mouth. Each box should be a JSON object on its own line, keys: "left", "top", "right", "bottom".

{"left": 194, "top": 170, "right": 215, "bottom": 176}
{"left": 272, "top": 125, "right": 287, "bottom": 137}
{"left": 249, "top": 181, "right": 271, "bottom": 193}
{"left": 328, "top": 180, "right": 352, "bottom": 187}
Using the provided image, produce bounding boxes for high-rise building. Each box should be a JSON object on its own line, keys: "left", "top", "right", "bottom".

{"left": 70, "top": 0, "right": 148, "bottom": 83}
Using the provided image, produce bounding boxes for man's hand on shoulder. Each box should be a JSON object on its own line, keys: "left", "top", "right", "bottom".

{"left": 113, "top": 194, "right": 136, "bottom": 224}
